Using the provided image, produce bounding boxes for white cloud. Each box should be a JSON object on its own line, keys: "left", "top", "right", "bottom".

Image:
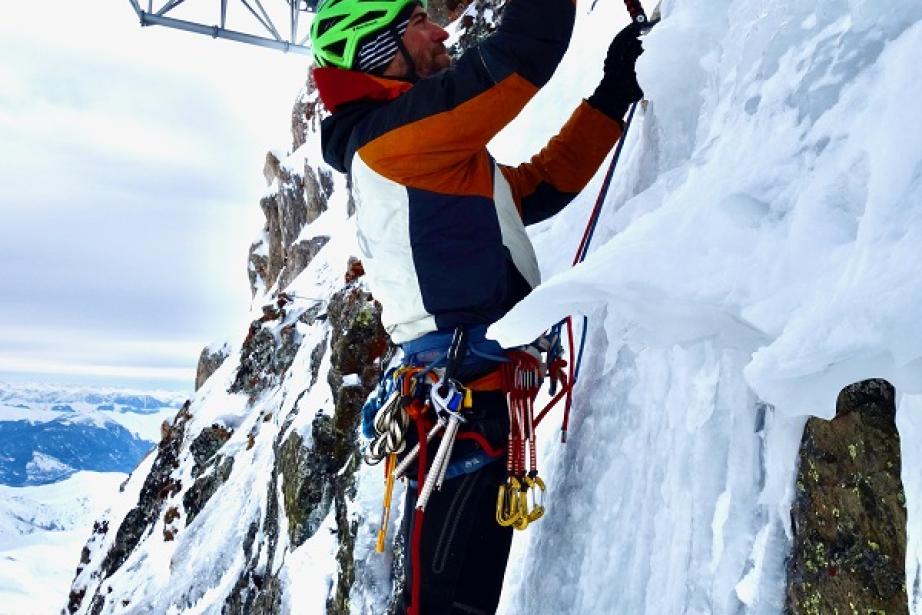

{"left": 0, "top": 0, "right": 312, "bottom": 388}
{"left": 0, "top": 100, "right": 213, "bottom": 168}
{"left": 0, "top": 355, "right": 193, "bottom": 383}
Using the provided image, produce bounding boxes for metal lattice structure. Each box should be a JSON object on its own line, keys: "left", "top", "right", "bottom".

{"left": 127, "top": 0, "right": 317, "bottom": 55}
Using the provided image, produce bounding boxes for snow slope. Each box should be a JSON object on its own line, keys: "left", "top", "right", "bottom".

{"left": 0, "top": 472, "right": 128, "bottom": 615}
{"left": 487, "top": 0, "right": 922, "bottom": 612}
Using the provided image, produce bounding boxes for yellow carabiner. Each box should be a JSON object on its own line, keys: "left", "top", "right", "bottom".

{"left": 513, "top": 512, "right": 530, "bottom": 531}
{"left": 496, "top": 477, "right": 523, "bottom": 527}
{"left": 524, "top": 475, "right": 546, "bottom": 523}
{"left": 512, "top": 480, "right": 532, "bottom": 530}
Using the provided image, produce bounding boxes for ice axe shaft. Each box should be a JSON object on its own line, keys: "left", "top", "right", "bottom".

{"left": 624, "top": 0, "right": 647, "bottom": 23}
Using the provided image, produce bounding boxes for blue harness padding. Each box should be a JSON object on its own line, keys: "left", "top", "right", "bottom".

{"left": 362, "top": 325, "right": 511, "bottom": 477}
{"left": 401, "top": 324, "right": 509, "bottom": 377}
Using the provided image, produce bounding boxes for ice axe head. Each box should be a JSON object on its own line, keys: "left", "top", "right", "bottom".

{"left": 623, "top": 0, "right": 647, "bottom": 24}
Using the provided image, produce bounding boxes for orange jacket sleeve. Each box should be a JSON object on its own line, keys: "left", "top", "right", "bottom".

{"left": 499, "top": 100, "right": 623, "bottom": 224}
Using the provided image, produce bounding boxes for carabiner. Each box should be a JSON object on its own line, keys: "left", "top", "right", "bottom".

{"left": 523, "top": 474, "right": 546, "bottom": 523}
{"left": 496, "top": 477, "right": 523, "bottom": 527}
{"left": 513, "top": 482, "right": 531, "bottom": 531}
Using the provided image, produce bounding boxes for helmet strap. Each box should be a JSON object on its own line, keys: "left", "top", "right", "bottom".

{"left": 391, "top": 27, "right": 420, "bottom": 83}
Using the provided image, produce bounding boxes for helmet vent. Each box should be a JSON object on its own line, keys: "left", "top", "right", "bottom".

{"left": 350, "top": 10, "right": 387, "bottom": 28}
{"left": 327, "top": 39, "right": 347, "bottom": 58}
{"left": 316, "top": 17, "right": 337, "bottom": 36}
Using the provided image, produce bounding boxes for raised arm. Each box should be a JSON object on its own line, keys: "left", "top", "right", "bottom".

{"left": 355, "top": 0, "right": 577, "bottom": 186}
{"left": 500, "top": 102, "right": 623, "bottom": 225}
{"left": 500, "top": 21, "right": 645, "bottom": 224}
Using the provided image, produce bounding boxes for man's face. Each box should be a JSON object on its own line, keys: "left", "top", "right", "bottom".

{"left": 383, "top": 6, "right": 451, "bottom": 78}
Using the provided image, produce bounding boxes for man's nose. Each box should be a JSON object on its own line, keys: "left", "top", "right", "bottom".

{"left": 432, "top": 24, "right": 449, "bottom": 43}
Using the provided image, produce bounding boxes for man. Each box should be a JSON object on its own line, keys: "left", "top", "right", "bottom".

{"left": 310, "top": 0, "right": 643, "bottom": 612}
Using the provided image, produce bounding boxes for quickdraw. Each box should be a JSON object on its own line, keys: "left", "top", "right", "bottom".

{"left": 496, "top": 350, "right": 546, "bottom": 531}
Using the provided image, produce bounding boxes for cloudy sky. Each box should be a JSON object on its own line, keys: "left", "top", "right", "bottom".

{"left": 0, "top": 1, "right": 312, "bottom": 391}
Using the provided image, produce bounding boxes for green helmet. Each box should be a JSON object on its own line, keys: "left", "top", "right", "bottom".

{"left": 310, "top": 0, "right": 425, "bottom": 70}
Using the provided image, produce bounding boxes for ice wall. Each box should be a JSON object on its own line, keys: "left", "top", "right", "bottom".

{"left": 490, "top": 0, "right": 922, "bottom": 612}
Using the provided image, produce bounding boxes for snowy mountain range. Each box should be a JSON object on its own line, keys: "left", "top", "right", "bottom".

{"left": 0, "top": 382, "right": 185, "bottom": 486}
{"left": 59, "top": 0, "right": 922, "bottom": 614}
{"left": 0, "top": 382, "right": 187, "bottom": 416}
{"left": 0, "top": 416, "right": 152, "bottom": 486}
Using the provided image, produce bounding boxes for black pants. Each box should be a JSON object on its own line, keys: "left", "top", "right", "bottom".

{"left": 398, "top": 392, "right": 513, "bottom": 615}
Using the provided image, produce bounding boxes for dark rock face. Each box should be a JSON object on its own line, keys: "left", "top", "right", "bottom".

{"left": 230, "top": 297, "right": 304, "bottom": 398}
{"left": 68, "top": 401, "right": 192, "bottom": 614}
{"left": 427, "top": 0, "right": 459, "bottom": 28}
{"left": 325, "top": 281, "right": 392, "bottom": 615}
{"left": 100, "top": 402, "right": 189, "bottom": 577}
{"left": 251, "top": 74, "right": 335, "bottom": 298}
{"left": 195, "top": 343, "right": 231, "bottom": 391}
{"left": 292, "top": 72, "right": 325, "bottom": 152}
{"left": 787, "top": 379, "right": 908, "bottom": 615}
{"left": 277, "top": 235, "right": 330, "bottom": 291}
{"left": 279, "top": 415, "right": 336, "bottom": 548}
{"left": 184, "top": 456, "right": 234, "bottom": 526}
{"left": 221, "top": 274, "right": 389, "bottom": 615}
{"left": 248, "top": 157, "right": 332, "bottom": 296}
{"left": 449, "top": 0, "right": 504, "bottom": 57}
{"left": 189, "top": 424, "right": 233, "bottom": 477}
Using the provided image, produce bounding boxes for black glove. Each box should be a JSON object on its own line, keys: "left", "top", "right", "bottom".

{"left": 587, "top": 22, "right": 645, "bottom": 120}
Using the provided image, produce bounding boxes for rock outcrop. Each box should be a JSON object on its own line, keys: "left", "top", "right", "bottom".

{"left": 249, "top": 73, "right": 334, "bottom": 298}
{"left": 195, "top": 343, "right": 230, "bottom": 391}
{"left": 449, "top": 0, "right": 503, "bottom": 56}
{"left": 787, "top": 379, "right": 908, "bottom": 615}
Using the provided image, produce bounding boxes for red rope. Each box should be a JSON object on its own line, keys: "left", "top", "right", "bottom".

{"left": 456, "top": 432, "right": 505, "bottom": 458}
{"left": 408, "top": 402, "right": 428, "bottom": 615}
{"left": 533, "top": 382, "right": 571, "bottom": 428}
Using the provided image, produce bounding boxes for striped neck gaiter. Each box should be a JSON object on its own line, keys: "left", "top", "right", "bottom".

{"left": 355, "top": 15, "right": 412, "bottom": 74}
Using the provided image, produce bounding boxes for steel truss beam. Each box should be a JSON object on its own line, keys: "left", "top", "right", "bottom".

{"left": 128, "top": 0, "right": 314, "bottom": 55}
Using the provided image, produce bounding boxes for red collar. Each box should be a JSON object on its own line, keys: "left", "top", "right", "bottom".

{"left": 312, "top": 67, "right": 413, "bottom": 114}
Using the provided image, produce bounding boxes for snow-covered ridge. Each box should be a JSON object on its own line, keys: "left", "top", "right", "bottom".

{"left": 0, "top": 381, "right": 187, "bottom": 408}
{"left": 0, "top": 381, "right": 185, "bottom": 442}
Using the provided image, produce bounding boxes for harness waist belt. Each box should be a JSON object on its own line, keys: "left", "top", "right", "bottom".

{"left": 401, "top": 324, "right": 507, "bottom": 365}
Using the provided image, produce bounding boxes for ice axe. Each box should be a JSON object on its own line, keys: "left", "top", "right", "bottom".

{"left": 623, "top": 0, "right": 648, "bottom": 23}
{"left": 624, "top": 0, "right": 662, "bottom": 29}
